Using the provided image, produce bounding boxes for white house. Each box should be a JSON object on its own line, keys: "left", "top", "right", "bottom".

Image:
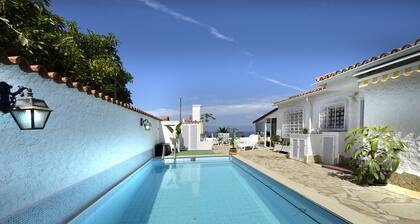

{"left": 161, "top": 104, "right": 213, "bottom": 151}
{"left": 254, "top": 38, "right": 420, "bottom": 177}
{"left": 253, "top": 108, "right": 278, "bottom": 147}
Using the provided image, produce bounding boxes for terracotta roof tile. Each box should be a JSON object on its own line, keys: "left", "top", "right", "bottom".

{"left": 315, "top": 38, "right": 420, "bottom": 82}
{"left": 159, "top": 116, "right": 170, "bottom": 121}
{"left": 273, "top": 86, "right": 326, "bottom": 104}
{"left": 0, "top": 49, "right": 161, "bottom": 121}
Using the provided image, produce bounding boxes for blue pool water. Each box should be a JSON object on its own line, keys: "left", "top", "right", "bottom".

{"left": 71, "top": 157, "right": 348, "bottom": 224}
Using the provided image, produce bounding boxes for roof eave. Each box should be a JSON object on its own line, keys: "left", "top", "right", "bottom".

{"left": 314, "top": 41, "right": 420, "bottom": 85}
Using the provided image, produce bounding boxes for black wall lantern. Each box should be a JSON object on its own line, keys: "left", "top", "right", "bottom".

{"left": 0, "top": 82, "right": 52, "bottom": 130}
{"left": 140, "top": 118, "right": 151, "bottom": 131}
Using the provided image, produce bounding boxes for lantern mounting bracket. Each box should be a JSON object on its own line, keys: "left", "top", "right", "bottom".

{"left": 0, "top": 81, "right": 32, "bottom": 112}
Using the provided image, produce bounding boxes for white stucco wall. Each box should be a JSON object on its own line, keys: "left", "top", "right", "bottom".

{"left": 0, "top": 64, "right": 162, "bottom": 220}
{"left": 362, "top": 69, "right": 420, "bottom": 176}
{"left": 273, "top": 77, "right": 361, "bottom": 139}
{"left": 161, "top": 120, "right": 179, "bottom": 149}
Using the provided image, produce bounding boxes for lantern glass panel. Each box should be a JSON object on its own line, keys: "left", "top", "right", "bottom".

{"left": 34, "top": 110, "right": 51, "bottom": 129}
{"left": 10, "top": 109, "right": 32, "bottom": 129}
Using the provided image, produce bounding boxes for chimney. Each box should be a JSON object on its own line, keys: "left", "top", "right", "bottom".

{"left": 192, "top": 105, "right": 201, "bottom": 122}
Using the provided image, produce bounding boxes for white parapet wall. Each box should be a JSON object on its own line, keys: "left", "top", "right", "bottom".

{"left": 182, "top": 123, "right": 212, "bottom": 150}
{"left": 161, "top": 120, "right": 179, "bottom": 149}
{"left": 0, "top": 60, "right": 163, "bottom": 222}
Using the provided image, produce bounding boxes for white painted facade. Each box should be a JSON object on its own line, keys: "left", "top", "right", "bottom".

{"left": 359, "top": 60, "right": 420, "bottom": 176}
{"left": 271, "top": 78, "right": 362, "bottom": 163}
{"left": 256, "top": 42, "right": 420, "bottom": 175}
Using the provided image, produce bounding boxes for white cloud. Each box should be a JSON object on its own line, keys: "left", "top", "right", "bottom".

{"left": 147, "top": 97, "right": 283, "bottom": 131}
{"left": 241, "top": 50, "right": 254, "bottom": 69}
{"left": 262, "top": 76, "right": 304, "bottom": 91}
{"left": 149, "top": 98, "right": 275, "bottom": 118}
{"left": 137, "top": 0, "right": 234, "bottom": 42}
{"left": 140, "top": 0, "right": 200, "bottom": 25}
{"left": 137, "top": 0, "right": 302, "bottom": 94}
{"left": 203, "top": 102, "right": 273, "bottom": 116}
{"left": 209, "top": 27, "right": 234, "bottom": 42}
{"left": 146, "top": 108, "right": 181, "bottom": 119}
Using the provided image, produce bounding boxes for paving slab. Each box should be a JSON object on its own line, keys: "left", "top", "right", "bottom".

{"left": 213, "top": 146, "right": 420, "bottom": 224}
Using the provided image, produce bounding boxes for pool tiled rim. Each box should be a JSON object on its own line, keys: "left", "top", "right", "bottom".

{"left": 233, "top": 155, "right": 380, "bottom": 224}
{"left": 71, "top": 155, "right": 379, "bottom": 224}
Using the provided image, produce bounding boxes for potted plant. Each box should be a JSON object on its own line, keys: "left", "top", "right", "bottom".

{"left": 228, "top": 128, "right": 238, "bottom": 154}
{"left": 200, "top": 113, "right": 215, "bottom": 140}
{"left": 165, "top": 122, "right": 183, "bottom": 161}
{"left": 217, "top": 127, "right": 230, "bottom": 144}
{"left": 345, "top": 126, "right": 406, "bottom": 185}
{"left": 271, "top": 135, "right": 281, "bottom": 151}
{"left": 280, "top": 138, "right": 291, "bottom": 154}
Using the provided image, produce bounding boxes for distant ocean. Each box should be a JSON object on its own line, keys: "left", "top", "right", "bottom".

{"left": 205, "top": 131, "right": 255, "bottom": 138}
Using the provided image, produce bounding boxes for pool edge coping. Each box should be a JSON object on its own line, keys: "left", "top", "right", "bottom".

{"left": 233, "top": 155, "right": 381, "bottom": 224}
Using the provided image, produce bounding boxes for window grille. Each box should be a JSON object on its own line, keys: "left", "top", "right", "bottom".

{"left": 320, "top": 103, "right": 345, "bottom": 130}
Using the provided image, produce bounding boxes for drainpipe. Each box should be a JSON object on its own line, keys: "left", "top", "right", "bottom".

{"left": 306, "top": 96, "right": 313, "bottom": 133}
{"left": 264, "top": 121, "right": 267, "bottom": 147}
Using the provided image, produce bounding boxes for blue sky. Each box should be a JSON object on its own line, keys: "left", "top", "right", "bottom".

{"left": 52, "top": 0, "right": 420, "bottom": 132}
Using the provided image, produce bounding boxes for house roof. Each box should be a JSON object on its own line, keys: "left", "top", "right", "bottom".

{"left": 315, "top": 38, "right": 420, "bottom": 83}
{"left": 252, "top": 107, "right": 278, "bottom": 124}
{"left": 159, "top": 116, "right": 170, "bottom": 121}
{"left": 0, "top": 49, "right": 161, "bottom": 121}
{"left": 273, "top": 86, "right": 326, "bottom": 105}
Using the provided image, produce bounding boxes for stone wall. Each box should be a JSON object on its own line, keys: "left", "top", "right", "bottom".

{"left": 0, "top": 61, "right": 162, "bottom": 223}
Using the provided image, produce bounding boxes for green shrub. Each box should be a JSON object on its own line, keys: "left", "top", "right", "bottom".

{"left": 345, "top": 126, "right": 406, "bottom": 185}
{"left": 271, "top": 135, "right": 280, "bottom": 144}
{"left": 280, "top": 138, "right": 290, "bottom": 146}
{"left": 217, "top": 127, "right": 229, "bottom": 133}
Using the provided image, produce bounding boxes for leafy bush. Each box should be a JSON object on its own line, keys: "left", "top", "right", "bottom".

{"left": 217, "top": 127, "right": 229, "bottom": 133}
{"left": 280, "top": 138, "right": 290, "bottom": 146}
{"left": 345, "top": 126, "right": 406, "bottom": 185}
{"left": 270, "top": 135, "right": 280, "bottom": 144}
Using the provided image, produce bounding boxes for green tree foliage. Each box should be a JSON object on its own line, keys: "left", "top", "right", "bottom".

{"left": 345, "top": 126, "right": 406, "bottom": 185}
{"left": 0, "top": 0, "right": 133, "bottom": 102}
{"left": 217, "top": 127, "right": 229, "bottom": 133}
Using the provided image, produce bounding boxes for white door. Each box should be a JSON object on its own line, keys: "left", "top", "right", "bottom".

{"left": 291, "top": 138, "right": 305, "bottom": 161}
{"left": 322, "top": 136, "right": 335, "bottom": 165}
{"left": 292, "top": 139, "right": 298, "bottom": 159}
{"left": 298, "top": 139, "right": 305, "bottom": 161}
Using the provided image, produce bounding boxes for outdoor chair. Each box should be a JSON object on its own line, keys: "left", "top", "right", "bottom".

{"left": 236, "top": 134, "right": 259, "bottom": 150}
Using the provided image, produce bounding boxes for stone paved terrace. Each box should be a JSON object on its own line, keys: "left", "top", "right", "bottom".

{"left": 213, "top": 145, "right": 420, "bottom": 224}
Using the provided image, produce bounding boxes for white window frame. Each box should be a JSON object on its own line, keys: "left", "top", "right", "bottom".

{"left": 319, "top": 102, "right": 346, "bottom": 131}
{"left": 282, "top": 107, "right": 304, "bottom": 138}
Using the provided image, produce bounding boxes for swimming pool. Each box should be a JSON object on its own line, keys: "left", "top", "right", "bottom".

{"left": 71, "top": 157, "right": 349, "bottom": 224}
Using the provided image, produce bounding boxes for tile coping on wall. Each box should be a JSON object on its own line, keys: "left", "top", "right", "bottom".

{"left": 0, "top": 49, "right": 161, "bottom": 121}
{"left": 233, "top": 155, "right": 381, "bottom": 224}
